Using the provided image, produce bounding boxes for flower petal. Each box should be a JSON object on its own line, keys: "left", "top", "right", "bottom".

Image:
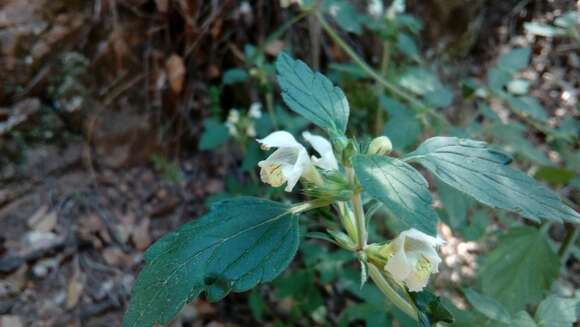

{"left": 302, "top": 131, "right": 338, "bottom": 170}
{"left": 401, "top": 228, "right": 445, "bottom": 247}
{"left": 257, "top": 131, "right": 301, "bottom": 149}
{"left": 384, "top": 237, "right": 412, "bottom": 282}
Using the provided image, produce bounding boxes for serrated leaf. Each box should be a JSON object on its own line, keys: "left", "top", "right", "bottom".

{"left": 479, "top": 227, "right": 560, "bottom": 313}
{"left": 123, "top": 197, "right": 300, "bottom": 327}
{"left": 276, "top": 52, "right": 350, "bottom": 133}
{"left": 353, "top": 154, "right": 438, "bottom": 235}
{"left": 535, "top": 295, "right": 580, "bottom": 327}
{"left": 463, "top": 288, "right": 512, "bottom": 324}
{"left": 380, "top": 96, "right": 420, "bottom": 150}
{"left": 405, "top": 137, "right": 580, "bottom": 224}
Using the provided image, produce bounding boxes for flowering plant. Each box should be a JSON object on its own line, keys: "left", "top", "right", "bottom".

{"left": 123, "top": 53, "right": 579, "bottom": 327}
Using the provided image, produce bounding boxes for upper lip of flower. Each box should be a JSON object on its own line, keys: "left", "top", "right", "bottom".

{"left": 302, "top": 131, "right": 338, "bottom": 171}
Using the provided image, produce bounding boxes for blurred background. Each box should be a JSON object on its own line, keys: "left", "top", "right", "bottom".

{"left": 0, "top": 0, "right": 578, "bottom": 326}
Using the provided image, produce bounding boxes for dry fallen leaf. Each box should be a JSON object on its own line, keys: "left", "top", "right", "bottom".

{"left": 166, "top": 54, "right": 186, "bottom": 94}
{"left": 131, "top": 218, "right": 151, "bottom": 251}
{"left": 0, "top": 315, "right": 24, "bottom": 327}
{"left": 265, "top": 40, "right": 285, "bottom": 56}
{"left": 66, "top": 258, "right": 85, "bottom": 309}
{"left": 27, "top": 206, "right": 58, "bottom": 232}
{"left": 155, "top": 0, "right": 169, "bottom": 13}
{"left": 102, "top": 247, "right": 131, "bottom": 267}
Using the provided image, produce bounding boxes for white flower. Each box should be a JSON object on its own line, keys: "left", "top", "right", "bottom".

{"left": 246, "top": 124, "right": 256, "bottom": 138}
{"left": 226, "top": 122, "right": 238, "bottom": 137}
{"left": 368, "top": 0, "right": 384, "bottom": 18}
{"left": 280, "top": 0, "right": 302, "bottom": 8}
{"left": 226, "top": 109, "right": 240, "bottom": 125}
{"left": 383, "top": 229, "right": 444, "bottom": 292}
{"left": 257, "top": 131, "right": 316, "bottom": 192}
{"left": 249, "top": 103, "right": 263, "bottom": 119}
{"left": 302, "top": 131, "right": 338, "bottom": 171}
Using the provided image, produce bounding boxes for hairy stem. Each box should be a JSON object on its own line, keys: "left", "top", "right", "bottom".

{"left": 368, "top": 263, "right": 418, "bottom": 320}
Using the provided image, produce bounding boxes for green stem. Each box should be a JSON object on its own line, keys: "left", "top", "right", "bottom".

{"left": 346, "top": 166, "right": 366, "bottom": 250}
{"left": 374, "top": 40, "right": 392, "bottom": 135}
{"left": 368, "top": 263, "right": 418, "bottom": 320}
{"left": 316, "top": 12, "right": 450, "bottom": 128}
{"left": 352, "top": 191, "right": 367, "bottom": 250}
{"left": 558, "top": 225, "right": 578, "bottom": 262}
{"left": 265, "top": 89, "right": 278, "bottom": 128}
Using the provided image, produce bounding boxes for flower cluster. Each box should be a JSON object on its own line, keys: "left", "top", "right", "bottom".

{"left": 256, "top": 130, "right": 443, "bottom": 293}
{"left": 225, "top": 103, "right": 262, "bottom": 138}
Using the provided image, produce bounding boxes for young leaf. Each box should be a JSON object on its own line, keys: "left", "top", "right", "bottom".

{"left": 123, "top": 197, "right": 300, "bottom": 327}
{"left": 463, "top": 288, "right": 512, "bottom": 324}
{"left": 276, "top": 52, "right": 350, "bottom": 134}
{"left": 353, "top": 154, "right": 438, "bottom": 236}
{"left": 478, "top": 227, "right": 559, "bottom": 313}
{"left": 405, "top": 137, "right": 580, "bottom": 224}
{"left": 534, "top": 295, "right": 580, "bottom": 327}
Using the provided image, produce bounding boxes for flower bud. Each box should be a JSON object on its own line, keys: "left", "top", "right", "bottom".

{"left": 368, "top": 136, "right": 393, "bottom": 155}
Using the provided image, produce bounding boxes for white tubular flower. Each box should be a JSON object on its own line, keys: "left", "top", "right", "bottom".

{"left": 383, "top": 229, "right": 444, "bottom": 292}
{"left": 226, "top": 122, "right": 238, "bottom": 137}
{"left": 249, "top": 102, "right": 263, "bottom": 119}
{"left": 367, "top": 0, "right": 384, "bottom": 18}
{"left": 227, "top": 109, "right": 240, "bottom": 124}
{"left": 246, "top": 124, "right": 256, "bottom": 138}
{"left": 257, "top": 131, "right": 315, "bottom": 192}
{"left": 280, "top": 0, "right": 302, "bottom": 8}
{"left": 302, "top": 131, "right": 338, "bottom": 171}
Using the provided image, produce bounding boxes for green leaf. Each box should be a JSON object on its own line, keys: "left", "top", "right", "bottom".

{"left": 436, "top": 178, "right": 475, "bottom": 230}
{"left": 489, "top": 122, "right": 552, "bottom": 166}
{"left": 487, "top": 67, "right": 512, "bottom": 92}
{"left": 534, "top": 167, "right": 576, "bottom": 186}
{"left": 353, "top": 154, "right": 438, "bottom": 235}
{"left": 524, "top": 22, "right": 565, "bottom": 37}
{"left": 463, "top": 288, "right": 512, "bottom": 324}
{"left": 322, "top": 0, "right": 363, "bottom": 34}
{"left": 396, "top": 67, "right": 444, "bottom": 96}
{"left": 505, "top": 95, "right": 548, "bottom": 122}
{"left": 123, "top": 197, "right": 300, "bottom": 327}
{"left": 479, "top": 227, "right": 560, "bottom": 313}
{"left": 411, "top": 290, "right": 454, "bottom": 326}
{"left": 198, "top": 118, "right": 230, "bottom": 150}
{"left": 276, "top": 52, "right": 350, "bottom": 134}
{"left": 405, "top": 137, "right": 580, "bottom": 224}
{"left": 498, "top": 48, "right": 531, "bottom": 72}
{"left": 380, "top": 96, "right": 420, "bottom": 150}
{"left": 222, "top": 68, "right": 249, "bottom": 85}
{"left": 535, "top": 295, "right": 580, "bottom": 327}
{"left": 397, "top": 33, "right": 420, "bottom": 60}
{"left": 511, "top": 311, "right": 538, "bottom": 326}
